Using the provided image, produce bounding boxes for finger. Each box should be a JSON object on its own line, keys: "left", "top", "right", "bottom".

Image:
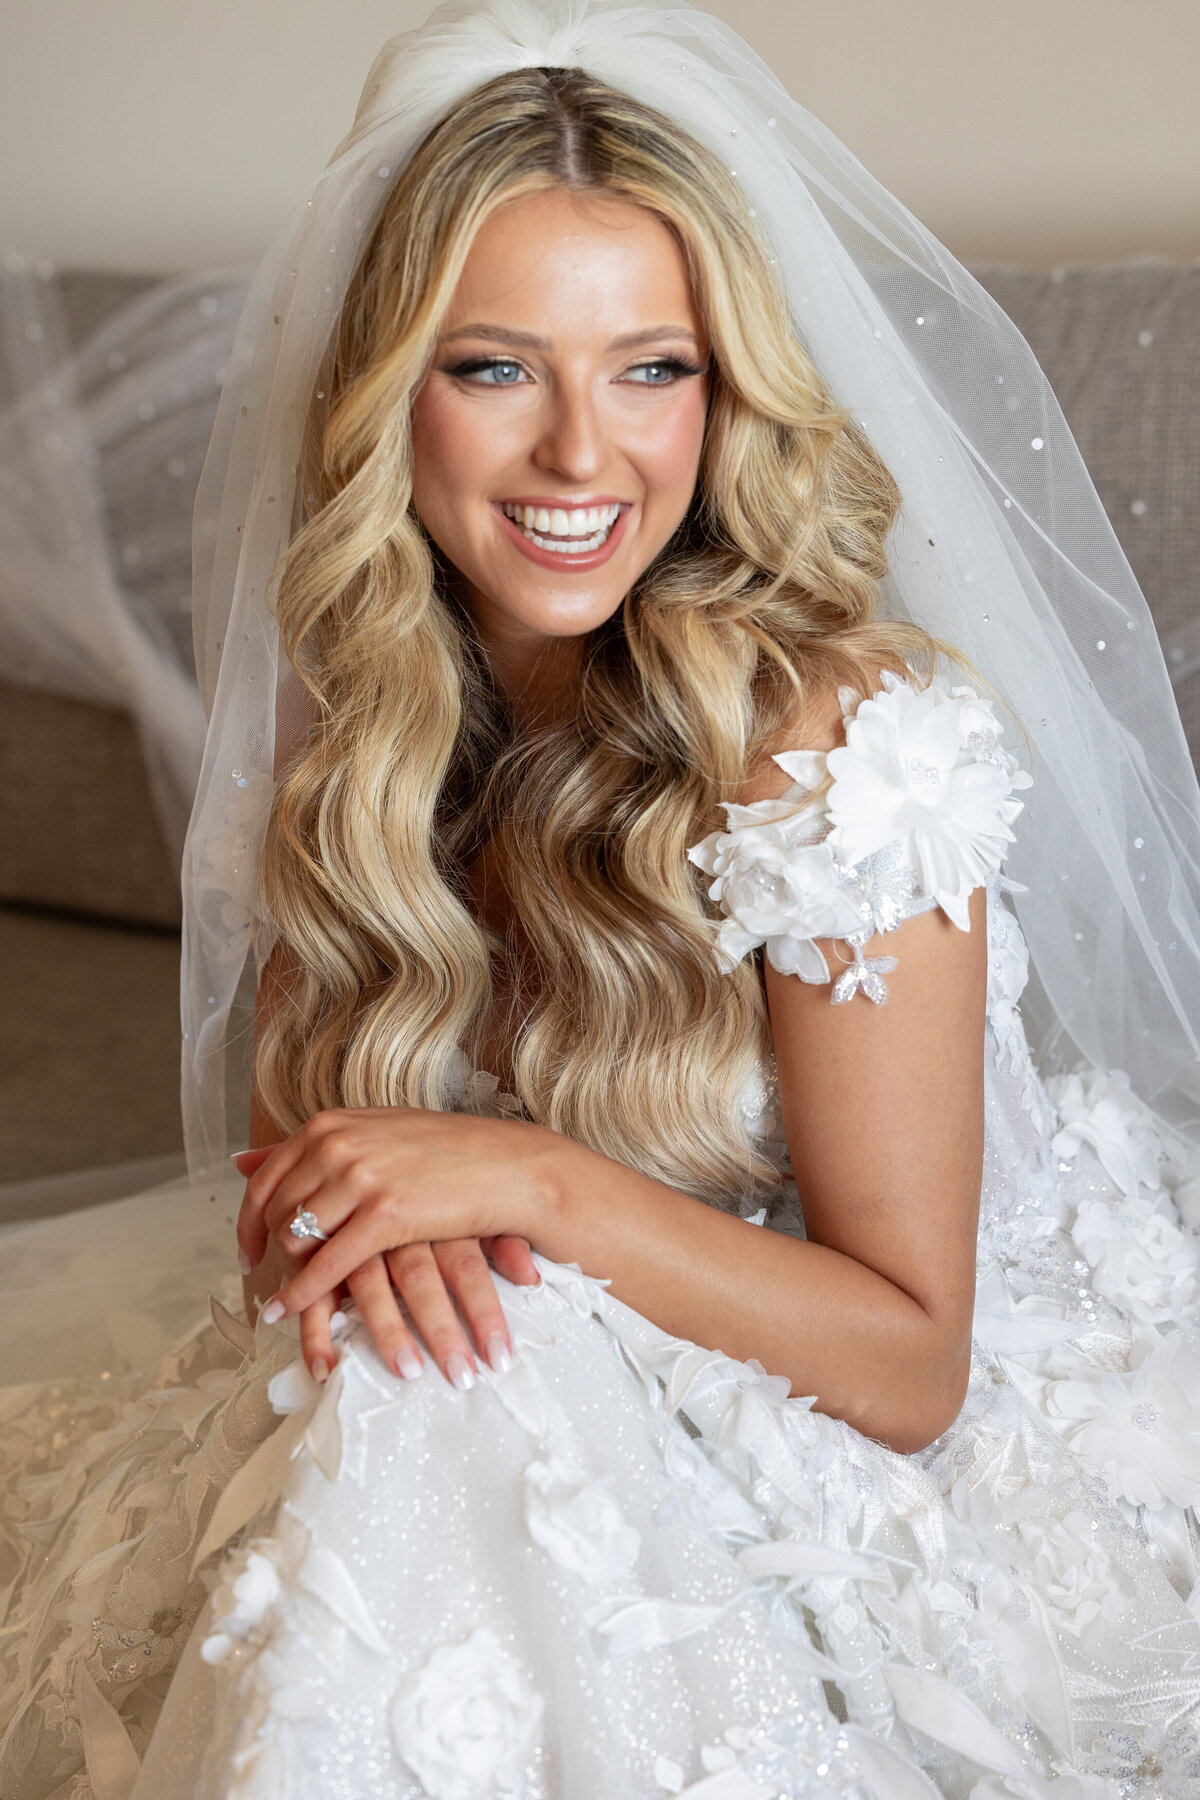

{"left": 237, "top": 1130, "right": 315, "bottom": 1266}
{"left": 260, "top": 1140, "right": 362, "bottom": 1242}
{"left": 263, "top": 1207, "right": 400, "bottom": 1319}
{"left": 385, "top": 1243, "right": 478, "bottom": 1392}
{"left": 481, "top": 1234, "right": 540, "bottom": 1288}
{"left": 434, "top": 1239, "right": 514, "bottom": 1374}
{"left": 241, "top": 1109, "right": 363, "bottom": 1260}
{"left": 299, "top": 1290, "right": 339, "bottom": 1384}
{"left": 231, "top": 1146, "right": 276, "bottom": 1178}
{"left": 345, "top": 1255, "right": 426, "bottom": 1382}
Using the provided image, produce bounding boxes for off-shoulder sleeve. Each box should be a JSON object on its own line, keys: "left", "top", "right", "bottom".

{"left": 686, "top": 667, "right": 1032, "bottom": 1005}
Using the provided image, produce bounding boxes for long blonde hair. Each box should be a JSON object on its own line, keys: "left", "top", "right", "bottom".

{"left": 254, "top": 65, "right": 959, "bottom": 1208}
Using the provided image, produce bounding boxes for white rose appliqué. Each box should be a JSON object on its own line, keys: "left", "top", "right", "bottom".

{"left": 686, "top": 797, "right": 863, "bottom": 979}
{"left": 523, "top": 1457, "right": 641, "bottom": 1585}
{"left": 1071, "top": 1193, "right": 1199, "bottom": 1324}
{"left": 824, "top": 671, "right": 1031, "bottom": 932}
{"left": 390, "top": 1627, "right": 543, "bottom": 1800}
{"left": 1043, "top": 1332, "right": 1200, "bottom": 1510}
{"left": 200, "top": 1546, "right": 283, "bottom": 1665}
{"left": 1047, "top": 1066, "right": 1167, "bottom": 1200}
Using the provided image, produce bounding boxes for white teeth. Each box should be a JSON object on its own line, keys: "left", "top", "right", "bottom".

{"left": 501, "top": 501, "right": 622, "bottom": 552}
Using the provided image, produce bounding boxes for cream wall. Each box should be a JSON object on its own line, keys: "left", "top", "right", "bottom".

{"left": 2, "top": 0, "right": 1197, "bottom": 274}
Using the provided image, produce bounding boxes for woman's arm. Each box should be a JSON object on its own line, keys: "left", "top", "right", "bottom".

{"left": 524, "top": 884, "right": 986, "bottom": 1454}
{"left": 245, "top": 878, "right": 985, "bottom": 1452}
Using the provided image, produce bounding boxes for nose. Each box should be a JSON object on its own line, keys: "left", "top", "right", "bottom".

{"left": 530, "top": 371, "right": 607, "bottom": 485}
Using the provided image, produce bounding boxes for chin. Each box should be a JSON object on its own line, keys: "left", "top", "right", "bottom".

{"left": 488, "top": 583, "right": 627, "bottom": 641}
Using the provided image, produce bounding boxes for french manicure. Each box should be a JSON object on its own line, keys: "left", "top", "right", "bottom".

{"left": 237, "top": 1248, "right": 253, "bottom": 1275}
{"left": 486, "top": 1333, "right": 514, "bottom": 1375}
{"left": 312, "top": 1357, "right": 329, "bottom": 1383}
{"left": 445, "top": 1352, "right": 475, "bottom": 1393}
{"left": 395, "top": 1348, "right": 425, "bottom": 1381}
{"left": 261, "top": 1297, "right": 285, "bottom": 1325}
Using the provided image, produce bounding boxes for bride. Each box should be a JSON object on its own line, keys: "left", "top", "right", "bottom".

{"left": 4, "top": 3, "right": 1200, "bottom": 1795}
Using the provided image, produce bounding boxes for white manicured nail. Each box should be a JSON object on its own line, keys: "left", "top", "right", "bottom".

{"left": 486, "top": 1334, "right": 514, "bottom": 1375}
{"left": 237, "top": 1248, "right": 253, "bottom": 1275}
{"left": 312, "top": 1357, "right": 329, "bottom": 1383}
{"left": 261, "top": 1298, "right": 285, "bottom": 1325}
{"left": 445, "top": 1353, "right": 475, "bottom": 1392}
{"left": 395, "top": 1348, "right": 425, "bottom": 1381}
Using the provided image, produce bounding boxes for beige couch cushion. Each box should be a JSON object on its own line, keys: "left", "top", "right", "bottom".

{"left": 0, "top": 678, "right": 181, "bottom": 926}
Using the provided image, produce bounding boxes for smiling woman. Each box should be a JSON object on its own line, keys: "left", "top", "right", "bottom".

{"left": 4, "top": 3, "right": 1200, "bottom": 1796}
{"left": 409, "top": 188, "right": 711, "bottom": 655}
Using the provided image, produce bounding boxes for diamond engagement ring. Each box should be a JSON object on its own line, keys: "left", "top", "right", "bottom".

{"left": 288, "top": 1208, "right": 329, "bottom": 1243}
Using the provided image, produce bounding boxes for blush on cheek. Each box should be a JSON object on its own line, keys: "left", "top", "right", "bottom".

{"left": 643, "top": 393, "right": 707, "bottom": 521}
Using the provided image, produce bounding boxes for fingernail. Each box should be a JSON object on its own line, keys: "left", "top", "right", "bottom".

{"left": 229, "top": 1149, "right": 250, "bottom": 1165}
{"left": 395, "top": 1348, "right": 425, "bottom": 1381}
{"left": 237, "top": 1248, "right": 253, "bottom": 1275}
{"left": 312, "top": 1356, "right": 329, "bottom": 1383}
{"left": 486, "top": 1333, "right": 514, "bottom": 1375}
{"left": 261, "top": 1298, "right": 285, "bottom": 1325}
{"left": 445, "top": 1352, "right": 475, "bottom": 1392}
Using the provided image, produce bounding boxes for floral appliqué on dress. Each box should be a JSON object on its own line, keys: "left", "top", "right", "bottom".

{"left": 687, "top": 667, "right": 1033, "bottom": 1004}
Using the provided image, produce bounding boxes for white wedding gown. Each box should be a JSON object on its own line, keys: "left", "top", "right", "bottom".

{"left": 3, "top": 671, "right": 1200, "bottom": 1800}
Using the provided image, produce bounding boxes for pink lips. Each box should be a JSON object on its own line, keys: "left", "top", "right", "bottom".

{"left": 492, "top": 501, "right": 631, "bottom": 573}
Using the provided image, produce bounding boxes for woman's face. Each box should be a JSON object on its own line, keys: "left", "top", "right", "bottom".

{"left": 409, "top": 187, "right": 710, "bottom": 689}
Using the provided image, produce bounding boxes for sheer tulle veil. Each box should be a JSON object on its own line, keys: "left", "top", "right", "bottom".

{"left": 183, "top": 0, "right": 1200, "bottom": 1182}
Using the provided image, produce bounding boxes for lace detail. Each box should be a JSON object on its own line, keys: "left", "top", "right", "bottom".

{"left": 687, "top": 668, "right": 1033, "bottom": 1004}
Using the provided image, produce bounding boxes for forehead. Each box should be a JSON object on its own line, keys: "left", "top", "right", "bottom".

{"left": 440, "top": 188, "right": 704, "bottom": 340}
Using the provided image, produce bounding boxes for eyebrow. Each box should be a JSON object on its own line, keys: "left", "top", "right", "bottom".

{"left": 440, "top": 323, "right": 701, "bottom": 352}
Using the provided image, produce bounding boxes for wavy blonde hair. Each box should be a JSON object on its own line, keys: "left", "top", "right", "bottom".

{"left": 254, "top": 65, "right": 965, "bottom": 1208}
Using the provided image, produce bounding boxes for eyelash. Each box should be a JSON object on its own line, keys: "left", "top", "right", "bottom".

{"left": 444, "top": 355, "right": 707, "bottom": 387}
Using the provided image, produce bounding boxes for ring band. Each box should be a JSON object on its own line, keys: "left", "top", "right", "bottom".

{"left": 288, "top": 1208, "right": 329, "bottom": 1243}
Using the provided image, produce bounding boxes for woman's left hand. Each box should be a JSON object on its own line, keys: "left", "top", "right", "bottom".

{"left": 236, "top": 1104, "right": 563, "bottom": 1321}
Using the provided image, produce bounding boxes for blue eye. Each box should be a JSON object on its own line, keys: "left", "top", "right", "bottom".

{"left": 621, "top": 357, "right": 707, "bottom": 385}
{"left": 447, "top": 358, "right": 527, "bottom": 385}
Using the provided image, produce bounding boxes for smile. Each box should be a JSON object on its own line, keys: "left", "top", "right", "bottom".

{"left": 493, "top": 499, "right": 632, "bottom": 572}
{"left": 501, "top": 501, "right": 621, "bottom": 554}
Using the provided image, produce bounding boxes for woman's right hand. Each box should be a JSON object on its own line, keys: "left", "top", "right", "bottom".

{"left": 297, "top": 1232, "right": 540, "bottom": 1389}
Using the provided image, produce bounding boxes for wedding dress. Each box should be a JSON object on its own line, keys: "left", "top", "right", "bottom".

{"left": 4, "top": 667, "right": 1200, "bottom": 1800}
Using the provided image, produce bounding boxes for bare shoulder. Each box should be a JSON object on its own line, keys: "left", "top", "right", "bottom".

{"left": 738, "top": 658, "right": 904, "bottom": 805}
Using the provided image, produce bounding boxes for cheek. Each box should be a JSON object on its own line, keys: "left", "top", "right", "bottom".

{"left": 409, "top": 389, "right": 470, "bottom": 504}
{"left": 410, "top": 388, "right": 520, "bottom": 529}
{"left": 636, "top": 389, "right": 708, "bottom": 502}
